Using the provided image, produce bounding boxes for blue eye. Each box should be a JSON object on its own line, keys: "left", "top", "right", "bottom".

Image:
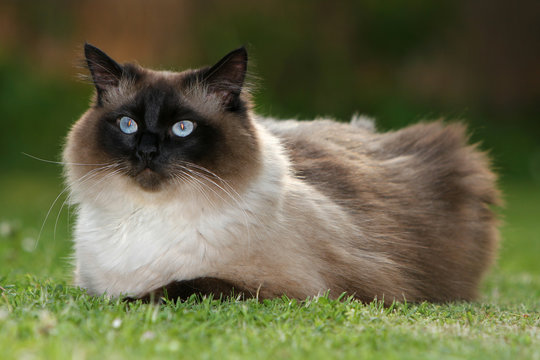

{"left": 118, "top": 116, "right": 138, "bottom": 134}
{"left": 172, "top": 120, "right": 195, "bottom": 137}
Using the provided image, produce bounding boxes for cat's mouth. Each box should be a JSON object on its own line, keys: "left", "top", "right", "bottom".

{"left": 133, "top": 167, "right": 166, "bottom": 191}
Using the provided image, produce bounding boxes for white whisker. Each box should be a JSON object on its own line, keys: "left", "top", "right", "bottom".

{"left": 172, "top": 172, "right": 216, "bottom": 210}
{"left": 170, "top": 162, "right": 258, "bottom": 251}
{"left": 36, "top": 162, "right": 123, "bottom": 250}
{"left": 22, "top": 152, "right": 111, "bottom": 166}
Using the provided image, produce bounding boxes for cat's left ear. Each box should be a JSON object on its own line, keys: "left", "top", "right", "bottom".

{"left": 84, "top": 43, "right": 124, "bottom": 104}
{"left": 203, "top": 47, "right": 248, "bottom": 110}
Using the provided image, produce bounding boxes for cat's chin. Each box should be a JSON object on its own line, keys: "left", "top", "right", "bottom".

{"left": 133, "top": 168, "right": 166, "bottom": 192}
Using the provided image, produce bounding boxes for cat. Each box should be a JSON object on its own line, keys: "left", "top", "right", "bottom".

{"left": 63, "top": 43, "right": 500, "bottom": 304}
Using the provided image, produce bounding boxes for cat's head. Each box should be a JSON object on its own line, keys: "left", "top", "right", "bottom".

{"left": 64, "top": 44, "right": 260, "bottom": 206}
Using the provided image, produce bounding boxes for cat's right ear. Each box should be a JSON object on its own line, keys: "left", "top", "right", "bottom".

{"left": 84, "top": 43, "right": 124, "bottom": 104}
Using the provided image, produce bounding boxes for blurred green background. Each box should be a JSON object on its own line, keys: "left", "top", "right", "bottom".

{"left": 1, "top": 0, "right": 539, "bottom": 282}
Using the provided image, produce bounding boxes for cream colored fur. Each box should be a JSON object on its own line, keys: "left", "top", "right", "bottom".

{"left": 69, "top": 118, "right": 409, "bottom": 299}
{"left": 67, "top": 45, "right": 499, "bottom": 302}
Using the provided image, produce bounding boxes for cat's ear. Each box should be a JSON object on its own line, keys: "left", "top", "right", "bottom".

{"left": 203, "top": 47, "right": 248, "bottom": 110}
{"left": 84, "top": 43, "right": 124, "bottom": 102}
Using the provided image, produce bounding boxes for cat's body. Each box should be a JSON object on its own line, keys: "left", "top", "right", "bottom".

{"left": 64, "top": 44, "right": 499, "bottom": 303}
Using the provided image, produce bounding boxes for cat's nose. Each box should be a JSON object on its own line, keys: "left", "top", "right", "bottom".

{"left": 137, "top": 148, "right": 158, "bottom": 163}
{"left": 136, "top": 132, "right": 159, "bottom": 163}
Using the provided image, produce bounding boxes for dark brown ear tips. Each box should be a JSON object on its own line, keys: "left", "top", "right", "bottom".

{"left": 204, "top": 47, "right": 248, "bottom": 110}
{"left": 84, "top": 43, "right": 124, "bottom": 103}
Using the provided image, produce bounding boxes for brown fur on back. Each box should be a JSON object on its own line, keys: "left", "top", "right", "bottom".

{"left": 263, "top": 119, "right": 500, "bottom": 302}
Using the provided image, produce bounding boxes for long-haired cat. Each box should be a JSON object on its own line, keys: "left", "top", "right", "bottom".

{"left": 63, "top": 43, "right": 500, "bottom": 304}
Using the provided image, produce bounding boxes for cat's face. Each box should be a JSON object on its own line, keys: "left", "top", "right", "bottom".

{"left": 64, "top": 44, "right": 260, "bottom": 205}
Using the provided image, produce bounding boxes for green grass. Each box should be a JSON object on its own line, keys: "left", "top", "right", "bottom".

{"left": 1, "top": 276, "right": 539, "bottom": 360}
{"left": 1, "top": 172, "right": 539, "bottom": 359}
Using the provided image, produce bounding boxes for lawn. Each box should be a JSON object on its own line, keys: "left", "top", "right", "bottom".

{"left": 1, "top": 172, "right": 539, "bottom": 359}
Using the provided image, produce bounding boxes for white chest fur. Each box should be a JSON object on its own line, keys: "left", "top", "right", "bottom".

{"left": 70, "top": 122, "right": 290, "bottom": 297}
{"left": 73, "top": 198, "right": 254, "bottom": 296}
